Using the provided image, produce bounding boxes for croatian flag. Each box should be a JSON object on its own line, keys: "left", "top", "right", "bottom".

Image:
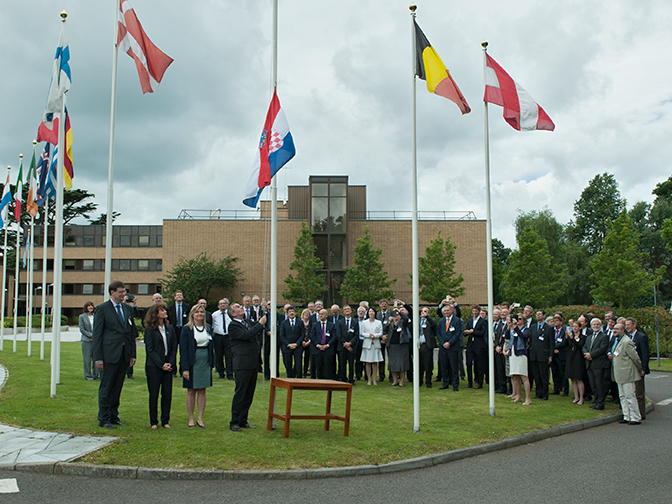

{"left": 243, "top": 89, "right": 296, "bottom": 208}
{"left": 483, "top": 53, "right": 555, "bottom": 132}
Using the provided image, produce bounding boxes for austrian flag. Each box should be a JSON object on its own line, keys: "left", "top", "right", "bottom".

{"left": 243, "top": 90, "right": 296, "bottom": 208}
{"left": 118, "top": 0, "right": 173, "bottom": 94}
{"left": 484, "top": 53, "right": 555, "bottom": 131}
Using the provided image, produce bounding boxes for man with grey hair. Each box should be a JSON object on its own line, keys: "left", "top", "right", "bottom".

{"left": 624, "top": 317, "right": 650, "bottom": 420}
{"left": 611, "top": 323, "right": 642, "bottom": 425}
{"left": 212, "top": 298, "right": 232, "bottom": 379}
{"left": 583, "top": 318, "right": 609, "bottom": 410}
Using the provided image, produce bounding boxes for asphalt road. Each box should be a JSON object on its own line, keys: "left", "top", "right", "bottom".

{"left": 2, "top": 371, "right": 670, "bottom": 504}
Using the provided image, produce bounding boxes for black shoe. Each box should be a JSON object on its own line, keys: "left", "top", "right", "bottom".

{"left": 241, "top": 423, "right": 257, "bottom": 429}
{"left": 426, "top": 383, "right": 432, "bottom": 389}
{"left": 592, "top": 405, "right": 604, "bottom": 410}
{"left": 126, "top": 375, "right": 134, "bottom": 379}
{"left": 197, "top": 422, "right": 206, "bottom": 429}
{"left": 100, "top": 422, "right": 116, "bottom": 429}
{"left": 433, "top": 377, "right": 441, "bottom": 382}
{"left": 618, "top": 419, "right": 629, "bottom": 424}
{"left": 561, "top": 392, "right": 569, "bottom": 397}
{"left": 227, "top": 376, "right": 234, "bottom": 380}
{"left": 439, "top": 385, "right": 450, "bottom": 390}
{"left": 453, "top": 387, "right": 459, "bottom": 392}
{"left": 541, "top": 397, "right": 548, "bottom": 401}
{"left": 465, "top": 384, "right": 472, "bottom": 388}
{"left": 628, "top": 421, "right": 641, "bottom": 425}
{"left": 230, "top": 425, "right": 242, "bottom": 432}
{"left": 473, "top": 384, "right": 482, "bottom": 389}
{"left": 350, "top": 381, "right": 356, "bottom": 386}
{"left": 110, "top": 420, "right": 126, "bottom": 426}
{"left": 550, "top": 391, "right": 560, "bottom": 395}
{"left": 218, "top": 375, "right": 225, "bottom": 379}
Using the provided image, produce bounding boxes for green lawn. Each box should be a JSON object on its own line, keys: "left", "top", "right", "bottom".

{"left": 0, "top": 342, "right": 616, "bottom": 470}
{"left": 650, "top": 357, "right": 672, "bottom": 372}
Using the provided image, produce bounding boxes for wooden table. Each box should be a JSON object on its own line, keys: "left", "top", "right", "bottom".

{"left": 267, "top": 378, "right": 353, "bottom": 438}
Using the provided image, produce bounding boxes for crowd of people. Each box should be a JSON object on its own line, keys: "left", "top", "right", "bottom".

{"left": 83, "top": 284, "right": 651, "bottom": 431}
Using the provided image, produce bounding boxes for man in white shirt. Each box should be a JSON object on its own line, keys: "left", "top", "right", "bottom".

{"left": 212, "top": 298, "right": 232, "bottom": 380}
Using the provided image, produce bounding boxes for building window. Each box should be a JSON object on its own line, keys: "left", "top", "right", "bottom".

{"left": 120, "top": 235, "right": 131, "bottom": 246}
{"left": 157, "top": 235, "right": 162, "bottom": 247}
{"left": 64, "top": 260, "right": 76, "bottom": 271}
{"left": 119, "top": 259, "right": 131, "bottom": 271}
{"left": 83, "top": 259, "right": 94, "bottom": 271}
{"left": 139, "top": 235, "right": 149, "bottom": 246}
{"left": 138, "top": 259, "right": 149, "bottom": 271}
{"left": 156, "top": 259, "right": 162, "bottom": 271}
{"left": 83, "top": 236, "right": 94, "bottom": 246}
{"left": 137, "top": 284, "right": 149, "bottom": 295}
{"left": 330, "top": 235, "right": 346, "bottom": 269}
{"left": 65, "top": 236, "right": 76, "bottom": 246}
{"left": 82, "top": 284, "right": 94, "bottom": 295}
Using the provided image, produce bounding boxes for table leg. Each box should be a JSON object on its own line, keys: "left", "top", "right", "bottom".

{"left": 284, "top": 386, "right": 293, "bottom": 438}
{"left": 325, "top": 390, "right": 332, "bottom": 431}
{"left": 344, "top": 386, "right": 352, "bottom": 436}
{"left": 267, "top": 381, "right": 276, "bottom": 431}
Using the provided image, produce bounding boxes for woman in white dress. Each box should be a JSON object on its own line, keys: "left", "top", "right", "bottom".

{"left": 360, "top": 308, "right": 383, "bottom": 385}
{"left": 506, "top": 313, "right": 531, "bottom": 405}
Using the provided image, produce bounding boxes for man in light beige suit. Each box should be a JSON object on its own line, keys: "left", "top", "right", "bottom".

{"left": 611, "top": 323, "right": 643, "bottom": 425}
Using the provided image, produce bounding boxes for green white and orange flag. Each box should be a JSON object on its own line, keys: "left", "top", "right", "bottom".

{"left": 27, "top": 149, "right": 39, "bottom": 217}
{"left": 414, "top": 19, "right": 470, "bottom": 114}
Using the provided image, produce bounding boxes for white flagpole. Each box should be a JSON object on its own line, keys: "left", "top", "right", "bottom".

{"left": 13, "top": 153, "right": 23, "bottom": 353}
{"left": 410, "top": 4, "right": 420, "bottom": 433}
{"left": 269, "top": 0, "right": 278, "bottom": 428}
{"left": 0, "top": 166, "right": 10, "bottom": 352}
{"left": 50, "top": 11, "right": 68, "bottom": 397}
{"left": 40, "top": 207, "right": 48, "bottom": 360}
{"left": 27, "top": 141, "right": 37, "bottom": 357}
{"left": 104, "top": 0, "right": 121, "bottom": 301}
{"left": 482, "top": 41, "right": 495, "bottom": 417}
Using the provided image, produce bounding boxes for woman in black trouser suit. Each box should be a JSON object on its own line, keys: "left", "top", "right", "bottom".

{"left": 144, "top": 303, "right": 177, "bottom": 429}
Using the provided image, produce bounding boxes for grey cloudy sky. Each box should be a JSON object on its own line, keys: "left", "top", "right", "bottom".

{"left": 1, "top": 0, "right": 670, "bottom": 249}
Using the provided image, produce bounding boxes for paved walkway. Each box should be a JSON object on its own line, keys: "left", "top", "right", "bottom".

{"left": 0, "top": 362, "right": 115, "bottom": 466}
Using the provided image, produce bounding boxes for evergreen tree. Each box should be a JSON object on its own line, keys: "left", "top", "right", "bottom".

{"left": 161, "top": 252, "right": 242, "bottom": 303}
{"left": 590, "top": 211, "right": 666, "bottom": 308}
{"left": 282, "top": 223, "right": 326, "bottom": 306}
{"left": 501, "top": 225, "right": 561, "bottom": 308}
{"left": 339, "top": 226, "right": 395, "bottom": 304}
{"left": 410, "top": 230, "right": 464, "bottom": 304}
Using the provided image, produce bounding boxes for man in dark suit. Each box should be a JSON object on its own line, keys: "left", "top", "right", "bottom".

{"left": 464, "top": 305, "right": 487, "bottom": 389}
{"left": 493, "top": 308, "right": 507, "bottom": 394}
{"left": 336, "top": 305, "right": 359, "bottom": 384}
{"left": 279, "top": 306, "right": 304, "bottom": 378}
{"left": 376, "top": 299, "right": 393, "bottom": 382}
{"left": 436, "top": 298, "right": 464, "bottom": 381}
{"left": 418, "top": 307, "right": 437, "bottom": 388}
{"left": 625, "top": 317, "right": 650, "bottom": 420}
{"left": 437, "top": 304, "right": 462, "bottom": 391}
{"left": 529, "top": 309, "right": 554, "bottom": 400}
{"left": 228, "top": 302, "right": 267, "bottom": 432}
{"left": 329, "top": 304, "right": 344, "bottom": 380}
{"left": 309, "top": 309, "right": 336, "bottom": 379}
{"left": 550, "top": 313, "right": 569, "bottom": 396}
{"left": 92, "top": 281, "right": 137, "bottom": 429}
{"left": 583, "top": 317, "right": 609, "bottom": 410}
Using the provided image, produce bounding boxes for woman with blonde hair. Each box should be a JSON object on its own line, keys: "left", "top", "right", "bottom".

{"left": 180, "top": 304, "right": 215, "bottom": 428}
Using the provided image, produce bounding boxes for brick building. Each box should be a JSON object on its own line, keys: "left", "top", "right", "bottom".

{"left": 5, "top": 176, "right": 486, "bottom": 322}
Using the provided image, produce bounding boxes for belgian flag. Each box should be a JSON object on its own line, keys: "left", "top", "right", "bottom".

{"left": 414, "top": 20, "right": 470, "bottom": 115}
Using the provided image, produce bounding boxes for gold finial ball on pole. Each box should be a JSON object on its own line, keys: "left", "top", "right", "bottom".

{"left": 409, "top": 3, "right": 417, "bottom": 12}
{"left": 481, "top": 40, "right": 489, "bottom": 49}
{"left": 19, "top": 154, "right": 23, "bottom": 160}
{"left": 7, "top": 166, "right": 11, "bottom": 172}
{"left": 60, "top": 10, "right": 68, "bottom": 20}
{"left": 33, "top": 140, "right": 37, "bottom": 146}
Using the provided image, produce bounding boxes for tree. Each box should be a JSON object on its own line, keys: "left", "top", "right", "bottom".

{"left": 161, "top": 252, "right": 242, "bottom": 303}
{"left": 567, "top": 173, "right": 625, "bottom": 255}
{"left": 88, "top": 212, "right": 121, "bottom": 225}
{"left": 339, "top": 226, "right": 395, "bottom": 305}
{"left": 590, "top": 211, "right": 666, "bottom": 308}
{"left": 514, "top": 208, "right": 564, "bottom": 259}
{"left": 501, "top": 225, "right": 561, "bottom": 308}
{"left": 409, "top": 230, "right": 464, "bottom": 304}
{"left": 492, "top": 238, "right": 511, "bottom": 302}
{"left": 282, "top": 223, "right": 326, "bottom": 305}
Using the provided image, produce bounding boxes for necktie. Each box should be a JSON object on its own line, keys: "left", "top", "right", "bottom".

{"left": 291, "top": 319, "right": 294, "bottom": 329}
{"left": 346, "top": 319, "right": 350, "bottom": 331}
{"left": 446, "top": 318, "right": 449, "bottom": 332}
{"left": 246, "top": 309, "right": 250, "bottom": 319}
{"left": 177, "top": 304, "right": 181, "bottom": 324}
{"left": 321, "top": 322, "right": 326, "bottom": 345}
{"left": 116, "top": 304, "right": 125, "bottom": 325}
{"left": 538, "top": 323, "right": 542, "bottom": 333}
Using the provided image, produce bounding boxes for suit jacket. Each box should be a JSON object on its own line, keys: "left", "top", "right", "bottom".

{"left": 528, "top": 321, "right": 554, "bottom": 362}
{"left": 493, "top": 319, "right": 506, "bottom": 348}
{"left": 611, "top": 335, "right": 642, "bottom": 384}
{"left": 279, "top": 317, "right": 304, "bottom": 353}
{"left": 336, "top": 317, "right": 359, "bottom": 351}
{"left": 420, "top": 316, "right": 438, "bottom": 349}
{"left": 92, "top": 300, "right": 137, "bottom": 364}
{"left": 228, "top": 319, "right": 264, "bottom": 370}
{"left": 582, "top": 330, "right": 609, "bottom": 369}
{"left": 629, "top": 330, "right": 650, "bottom": 374}
{"left": 465, "top": 316, "right": 487, "bottom": 351}
{"left": 79, "top": 313, "right": 93, "bottom": 342}
{"left": 376, "top": 310, "right": 393, "bottom": 338}
{"left": 386, "top": 312, "right": 411, "bottom": 347}
{"left": 167, "top": 302, "right": 191, "bottom": 328}
{"left": 144, "top": 324, "right": 177, "bottom": 370}
{"left": 309, "top": 319, "right": 336, "bottom": 354}
{"left": 179, "top": 325, "right": 215, "bottom": 372}
{"left": 437, "top": 314, "right": 462, "bottom": 351}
